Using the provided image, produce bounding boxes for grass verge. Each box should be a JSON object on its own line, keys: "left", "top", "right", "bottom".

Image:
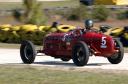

{"left": 41, "top": 0, "right": 79, "bottom": 8}
{"left": 0, "top": 43, "right": 20, "bottom": 49}
{"left": 0, "top": 64, "right": 128, "bottom": 84}
{"left": 0, "top": 0, "right": 79, "bottom": 10}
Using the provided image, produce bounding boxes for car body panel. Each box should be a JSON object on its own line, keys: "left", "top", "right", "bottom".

{"left": 42, "top": 29, "right": 118, "bottom": 58}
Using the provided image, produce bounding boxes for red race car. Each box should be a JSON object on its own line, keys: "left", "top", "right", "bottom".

{"left": 20, "top": 27, "right": 124, "bottom": 66}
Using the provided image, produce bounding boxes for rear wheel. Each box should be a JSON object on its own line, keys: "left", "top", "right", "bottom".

{"left": 107, "top": 39, "right": 124, "bottom": 64}
{"left": 72, "top": 41, "right": 89, "bottom": 66}
{"left": 20, "top": 40, "right": 36, "bottom": 64}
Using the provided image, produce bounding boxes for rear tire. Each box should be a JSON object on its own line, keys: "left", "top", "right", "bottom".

{"left": 107, "top": 39, "right": 124, "bottom": 64}
{"left": 20, "top": 40, "right": 36, "bottom": 64}
{"left": 72, "top": 41, "right": 89, "bottom": 66}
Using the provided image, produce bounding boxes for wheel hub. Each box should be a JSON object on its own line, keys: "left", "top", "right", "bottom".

{"left": 77, "top": 47, "right": 84, "bottom": 61}
{"left": 24, "top": 46, "right": 33, "bottom": 60}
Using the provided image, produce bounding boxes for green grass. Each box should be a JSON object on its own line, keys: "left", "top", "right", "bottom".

{"left": 0, "top": 42, "right": 42, "bottom": 50}
{"left": 0, "top": 65, "right": 128, "bottom": 84}
{"left": 0, "top": 0, "right": 79, "bottom": 10}
{"left": 41, "top": 0, "right": 79, "bottom": 8}
{"left": 0, "top": 43, "right": 20, "bottom": 49}
{"left": 0, "top": 2, "right": 22, "bottom": 10}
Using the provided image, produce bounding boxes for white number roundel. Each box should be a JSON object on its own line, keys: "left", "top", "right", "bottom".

{"left": 101, "top": 37, "right": 107, "bottom": 48}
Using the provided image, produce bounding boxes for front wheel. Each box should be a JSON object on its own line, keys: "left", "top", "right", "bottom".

{"left": 20, "top": 40, "right": 36, "bottom": 64}
{"left": 72, "top": 41, "right": 89, "bottom": 66}
{"left": 107, "top": 39, "right": 124, "bottom": 64}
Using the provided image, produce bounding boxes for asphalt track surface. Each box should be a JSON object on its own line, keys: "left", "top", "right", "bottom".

{"left": 0, "top": 48, "right": 128, "bottom": 70}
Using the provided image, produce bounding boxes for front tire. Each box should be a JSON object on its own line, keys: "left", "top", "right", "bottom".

{"left": 107, "top": 39, "right": 124, "bottom": 64}
{"left": 20, "top": 40, "right": 36, "bottom": 64}
{"left": 72, "top": 41, "right": 89, "bottom": 66}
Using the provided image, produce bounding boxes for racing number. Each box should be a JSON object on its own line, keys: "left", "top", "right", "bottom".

{"left": 101, "top": 37, "right": 107, "bottom": 48}
{"left": 102, "top": 37, "right": 106, "bottom": 45}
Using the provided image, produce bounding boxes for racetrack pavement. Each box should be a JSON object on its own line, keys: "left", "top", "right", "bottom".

{"left": 0, "top": 48, "right": 128, "bottom": 70}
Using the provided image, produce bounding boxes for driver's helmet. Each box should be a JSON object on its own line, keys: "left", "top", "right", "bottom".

{"left": 85, "top": 19, "right": 93, "bottom": 29}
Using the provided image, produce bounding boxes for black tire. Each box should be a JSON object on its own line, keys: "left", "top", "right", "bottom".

{"left": 20, "top": 40, "right": 36, "bottom": 64}
{"left": 72, "top": 41, "right": 89, "bottom": 66}
{"left": 60, "top": 58, "right": 70, "bottom": 62}
{"left": 107, "top": 39, "right": 124, "bottom": 64}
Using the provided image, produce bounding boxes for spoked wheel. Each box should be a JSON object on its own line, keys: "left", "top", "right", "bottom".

{"left": 20, "top": 40, "right": 36, "bottom": 64}
{"left": 72, "top": 41, "right": 89, "bottom": 66}
{"left": 60, "top": 58, "right": 70, "bottom": 62}
{"left": 107, "top": 39, "right": 124, "bottom": 64}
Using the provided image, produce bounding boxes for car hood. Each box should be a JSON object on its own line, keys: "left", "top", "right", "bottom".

{"left": 45, "top": 32, "right": 67, "bottom": 41}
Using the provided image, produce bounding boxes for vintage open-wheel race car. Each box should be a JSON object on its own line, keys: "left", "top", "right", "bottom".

{"left": 20, "top": 27, "right": 124, "bottom": 66}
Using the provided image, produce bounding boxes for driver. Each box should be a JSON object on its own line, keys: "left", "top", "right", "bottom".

{"left": 85, "top": 19, "right": 94, "bottom": 30}
{"left": 84, "top": 19, "right": 99, "bottom": 32}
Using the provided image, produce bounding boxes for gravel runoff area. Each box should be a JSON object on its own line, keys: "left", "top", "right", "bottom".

{"left": 0, "top": 48, "right": 128, "bottom": 71}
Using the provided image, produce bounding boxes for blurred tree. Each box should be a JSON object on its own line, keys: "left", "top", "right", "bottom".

{"left": 23, "top": 0, "right": 46, "bottom": 25}
{"left": 92, "top": 5, "right": 110, "bottom": 21}
{"left": 67, "top": 4, "right": 89, "bottom": 21}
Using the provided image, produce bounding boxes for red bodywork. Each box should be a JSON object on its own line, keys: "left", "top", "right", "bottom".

{"left": 41, "top": 29, "right": 118, "bottom": 59}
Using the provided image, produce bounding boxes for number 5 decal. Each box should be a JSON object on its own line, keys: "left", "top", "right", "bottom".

{"left": 101, "top": 37, "right": 107, "bottom": 48}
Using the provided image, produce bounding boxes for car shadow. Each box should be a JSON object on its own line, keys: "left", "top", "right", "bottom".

{"left": 34, "top": 61, "right": 75, "bottom": 67}
{"left": 86, "top": 63, "right": 110, "bottom": 66}
{"left": 33, "top": 61, "right": 110, "bottom": 67}
{"left": 5, "top": 61, "right": 110, "bottom": 67}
